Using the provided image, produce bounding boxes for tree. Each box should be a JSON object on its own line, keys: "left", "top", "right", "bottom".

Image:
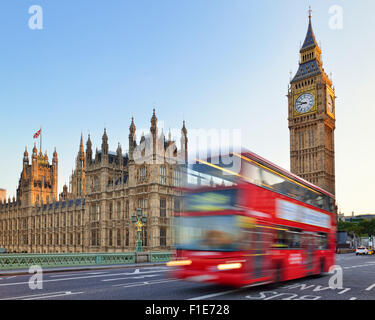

{"left": 338, "top": 219, "right": 375, "bottom": 238}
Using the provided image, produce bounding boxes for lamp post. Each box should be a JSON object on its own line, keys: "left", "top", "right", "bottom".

{"left": 131, "top": 208, "right": 147, "bottom": 252}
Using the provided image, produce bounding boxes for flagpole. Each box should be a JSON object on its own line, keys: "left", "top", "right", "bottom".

{"left": 40, "top": 126, "right": 42, "bottom": 154}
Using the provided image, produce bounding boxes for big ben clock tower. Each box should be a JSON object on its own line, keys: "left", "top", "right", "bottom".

{"left": 288, "top": 10, "right": 336, "bottom": 195}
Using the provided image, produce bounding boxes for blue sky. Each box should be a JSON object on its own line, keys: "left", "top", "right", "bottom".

{"left": 0, "top": 0, "right": 374, "bottom": 215}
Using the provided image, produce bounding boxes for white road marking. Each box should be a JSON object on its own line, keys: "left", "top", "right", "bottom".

{"left": 115, "top": 279, "right": 178, "bottom": 288}
{"left": 86, "top": 272, "right": 108, "bottom": 275}
{"left": 365, "top": 283, "right": 375, "bottom": 291}
{"left": 48, "top": 271, "right": 108, "bottom": 278}
{"left": 24, "top": 291, "right": 84, "bottom": 300}
{"left": 142, "top": 267, "right": 169, "bottom": 270}
{"left": 0, "top": 269, "right": 166, "bottom": 287}
{"left": 349, "top": 297, "right": 357, "bottom": 300}
{"left": 49, "top": 272, "right": 96, "bottom": 278}
{"left": 188, "top": 282, "right": 270, "bottom": 300}
{"left": 1, "top": 291, "right": 83, "bottom": 300}
{"left": 338, "top": 288, "right": 351, "bottom": 294}
{"left": 102, "top": 274, "right": 160, "bottom": 282}
{"left": 344, "top": 263, "right": 375, "bottom": 269}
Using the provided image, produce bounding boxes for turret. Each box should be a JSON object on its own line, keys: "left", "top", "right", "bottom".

{"left": 23, "top": 146, "right": 29, "bottom": 166}
{"left": 76, "top": 134, "right": 86, "bottom": 169}
{"left": 129, "top": 117, "right": 136, "bottom": 162}
{"left": 150, "top": 109, "right": 158, "bottom": 161}
{"left": 180, "top": 120, "right": 188, "bottom": 164}
{"left": 95, "top": 147, "right": 99, "bottom": 163}
{"left": 117, "top": 142, "right": 123, "bottom": 166}
{"left": 52, "top": 147, "right": 58, "bottom": 165}
{"left": 86, "top": 134, "right": 92, "bottom": 165}
{"left": 102, "top": 128, "right": 108, "bottom": 156}
{"left": 150, "top": 108, "right": 157, "bottom": 135}
{"left": 32, "top": 143, "right": 38, "bottom": 161}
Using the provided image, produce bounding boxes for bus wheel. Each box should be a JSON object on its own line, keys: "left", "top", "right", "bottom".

{"left": 315, "top": 259, "right": 325, "bottom": 277}
{"left": 320, "top": 260, "right": 325, "bottom": 274}
{"left": 273, "top": 264, "right": 282, "bottom": 284}
{"left": 313, "top": 259, "right": 325, "bottom": 278}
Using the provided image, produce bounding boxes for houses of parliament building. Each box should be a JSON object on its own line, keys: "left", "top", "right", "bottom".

{"left": 0, "top": 10, "right": 336, "bottom": 254}
{"left": 0, "top": 110, "right": 188, "bottom": 253}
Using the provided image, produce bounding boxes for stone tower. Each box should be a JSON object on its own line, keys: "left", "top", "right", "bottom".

{"left": 288, "top": 11, "right": 336, "bottom": 195}
{"left": 16, "top": 144, "right": 58, "bottom": 205}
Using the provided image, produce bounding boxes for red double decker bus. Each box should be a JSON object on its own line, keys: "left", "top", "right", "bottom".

{"left": 168, "top": 150, "right": 336, "bottom": 287}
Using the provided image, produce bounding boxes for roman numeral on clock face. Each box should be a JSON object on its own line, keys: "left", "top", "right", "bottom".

{"left": 295, "top": 93, "right": 314, "bottom": 114}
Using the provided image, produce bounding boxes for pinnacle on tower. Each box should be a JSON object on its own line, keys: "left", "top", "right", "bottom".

{"left": 80, "top": 133, "right": 84, "bottom": 153}
{"left": 182, "top": 120, "right": 187, "bottom": 136}
{"left": 301, "top": 8, "right": 318, "bottom": 52}
{"left": 102, "top": 128, "right": 109, "bottom": 155}
{"left": 87, "top": 134, "right": 92, "bottom": 149}
{"left": 129, "top": 117, "right": 136, "bottom": 135}
{"left": 32, "top": 143, "right": 37, "bottom": 155}
{"left": 290, "top": 10, "right": 325, "bottom": 84}
{"left": 102, "top": 128, "right": 108, "bottom": 142}
{"left": 150, "top": 108, "right": 157, "bottom": 133}
{"left": 117, "top": 142, "right": 122, "bottom": 155}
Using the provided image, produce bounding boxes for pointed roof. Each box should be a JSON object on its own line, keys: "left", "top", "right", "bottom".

{"left": 117, "top": 142, "right": 122, "bottom": 155}
{"left": 79, "top": 133, "right": 85, "bottom": 155}
{"left": 102, "top": 128, "right": 108, "bottom": 142}
{"left": 301, "top": 15, "right": 318, "bottom": 52}
{"left": 86, "top": 133, "right": 92, "bottom": 149}
{"left": 32, "top": 142, "right": 37, "bottom": 155}
{"left": 80, "top": 133, "right": 84, "bottom": 146}
{"left": 181, "top": 120, "right": 187, "bottom": 135}
{"left": 24, "top": 146, "right": 29, "bottom": 157}
{"left": 151, "top": 108, "right": 157, "bottom": 127}
{"left": 129, "top": 117, "right": 136, "bottom": 134}
{"left": 291, "top": 12, "right": 324, "bottom": 84}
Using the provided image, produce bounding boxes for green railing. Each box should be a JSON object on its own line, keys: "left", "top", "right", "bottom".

{"left": 149, "top": 252, "right": 171, "bottom": 263}
{"left": 0, "top": 252, "right": 136, "bottom": 270}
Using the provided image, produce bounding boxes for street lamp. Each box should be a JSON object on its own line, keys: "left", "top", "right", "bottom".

{"left": 131, "top": 208, "right": 147, "bottom": 252}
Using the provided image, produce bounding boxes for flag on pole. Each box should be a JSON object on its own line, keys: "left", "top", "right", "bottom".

{"left": 33, "top": 129, "right": 41, "bottom": 139}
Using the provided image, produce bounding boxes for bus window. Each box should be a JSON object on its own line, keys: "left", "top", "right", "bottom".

{"left": 237, "top": 229, "right": 253, "bottom": 251}
{"left": 186, "top": 164, "right": 238, "bottom": 188}
{"left": 241, "top": 161, "right": 262, "bottom": 186}
{"left": 324, "top": 196, "right": 334, "bottom": 212}
{"left": 260, "top": 168, "right": 285, "bottom": 191}
{"left": 274, "top": 229, "right": 288, "bottom": 248}
{"left": 317, "top": 233, "right": 328, "bottom": 249}
{"left": 289, "top": 228, "right": 301, "bottom": 248}
{"left": 272, "top": 227, "right": 302, "bottom": 249}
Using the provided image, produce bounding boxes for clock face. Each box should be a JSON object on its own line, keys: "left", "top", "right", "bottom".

{"left": 295, "top": 93, "right": 314, "bottom": 114}
{"left": 327, "top": 95, "right": 334, "bottom": 114}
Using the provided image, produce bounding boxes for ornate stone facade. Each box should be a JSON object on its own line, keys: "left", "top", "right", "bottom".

{"left": 0, "top": 110, "right": 187, "bottom": 253}
{"left": 288, "top": 13, "right": 336, "bottom": 195}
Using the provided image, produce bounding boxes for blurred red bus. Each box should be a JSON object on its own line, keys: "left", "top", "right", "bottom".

{"left": 168, "top": 151, "right": 336, "bottom": 287}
